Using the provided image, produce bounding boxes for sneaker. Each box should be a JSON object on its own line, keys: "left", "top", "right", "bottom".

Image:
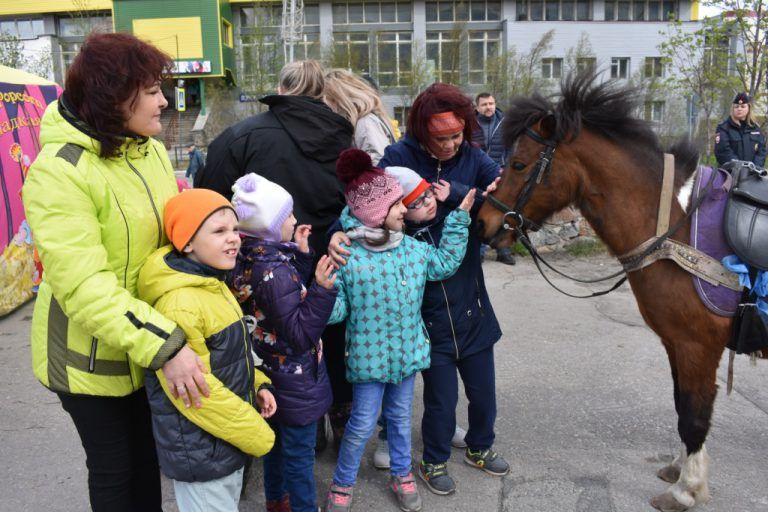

{"left": 451, "top": 426, "right": 468, "bottom": 449}
{"left": 373, "top": 439, "right": 391, "bottom": 469}
{"left": 464, "top": 448, "right": 510, "bottom": 476}
{"left": 390, "top": 473, "right": 422, "bottom": 512}
{"left": 325, "top": 484, "right": 353, "bottom": 512}
{"left": 496, "top": 248, "right": 516, "bottom": 265}
{"left": 417, "top": 461, "right": 455, "bottom": 495}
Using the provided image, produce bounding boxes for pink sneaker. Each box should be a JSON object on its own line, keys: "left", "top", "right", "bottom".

{"left": 390, "top": 472, "right": 422, "bottom": 511}
{"left": 325, "top": 483, "right": 353, "bottom": 512}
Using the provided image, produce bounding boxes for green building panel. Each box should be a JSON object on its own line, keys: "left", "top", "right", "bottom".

{"left": 112, "top": 0, "right": 233, "bottom": 78}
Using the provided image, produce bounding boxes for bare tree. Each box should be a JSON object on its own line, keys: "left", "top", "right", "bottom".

{"left": 485, "top": 30, "right": 555, "bottom": 106}
{"left": 659, "top": 17, "right": 739, "bottom": 158}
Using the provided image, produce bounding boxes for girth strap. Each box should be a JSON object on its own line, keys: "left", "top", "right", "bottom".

{"left": 618, "top": 237, "right": 743, "bottom": 291}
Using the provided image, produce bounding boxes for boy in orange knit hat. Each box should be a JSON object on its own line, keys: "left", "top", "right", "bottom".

{"left": 137, "top": 188, "right": 277, "bottom": 512}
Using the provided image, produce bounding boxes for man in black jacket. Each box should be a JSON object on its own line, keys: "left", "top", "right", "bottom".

{"left": 472, "top": 92, "right": 515, "bottom": 265}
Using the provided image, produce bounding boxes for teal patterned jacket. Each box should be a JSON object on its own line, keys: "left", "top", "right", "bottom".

{"left": 328, "top": 207, "right": 470, "bottom": 383}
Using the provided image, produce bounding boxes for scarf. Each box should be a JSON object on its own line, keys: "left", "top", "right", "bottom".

{"left": 346, "top": 226, "right": 404, "bottom": 252}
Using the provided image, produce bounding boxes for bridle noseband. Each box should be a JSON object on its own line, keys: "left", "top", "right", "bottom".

{"left": 486, "top": 124, "right": 630, "bottom": 299}
{"left": 487, "top": 126, "right": 558, "bottom": 245}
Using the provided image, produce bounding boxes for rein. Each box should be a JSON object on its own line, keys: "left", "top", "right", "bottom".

{"left": 487, "top": 126, "right": 738, "bottom": 299}
{"left": 488, "top": 127, "right": 628, "bottom": 299}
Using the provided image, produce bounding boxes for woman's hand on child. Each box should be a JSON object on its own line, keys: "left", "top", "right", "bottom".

{"left": 162, "top": 346, "right": 210, "bottom": 409}
{"left": 328, "top": 231, "right": 352, "bottom": 266}
{"left": 315, "top": 255, "right": 338, "bottom": 289}
{"left": 294, "top": 224, "right": 312, "bottom": 253}
{"left": 256, "top": 389, "right": 277, "bottom": 418}
{"left": 483, "top": 176, "right": 501, "bottom": 197}
{"left": 459, "top": 188, "right": 477, "bottom": 212}
{"left": 432, "top": 179, "right": 451, "bottom": 202}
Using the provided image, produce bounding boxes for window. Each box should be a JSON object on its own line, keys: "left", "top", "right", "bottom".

{"left": 294, "top": 32, "right": 321, "bottom": 60}
{"left": 644, "top": 57, "right": 664, "bottom": 78}
{"left": 376, "top": 32, "right": 412, "bottom": 86}
{"left": 58, "top": 14, "right": 111, "bottom": 37}
{"left": 333, "top": 32, "right": 370, "bottom": 73}
{"left": 222, "top": 19, "right": 233, "bottom": 47}
{"left": 645, "top": 101, "right": 664, "bottom": 122}
{"left": 60, "top": 41, "right": 83, "bottom": 77}
{"left": 239, "top": 32, "right": 282, "bottom": 88}
{"left": 468, "top": 30, "right": 500, "bottom": 84}
{"left": 604, "top": 0, "right": 677, "bottom": 20}
{"left": 334, "top": 2, "right": 412, "bottom": 24}
{"left": 577, "top": 57, "right": 596, "bottom": 73}
{"left": 426, "top": 1, "right": 501, "bottom": 22}
{"left": 394, "top": 106, "right": 410, "bottom": 132}
{"left": 0, "top": 18, "right": 45, "bottom": 39}
{"left": 517, "top": 0, "right": 590, "bottom": 20}
{"left": 426, "top": 31, "right": 462, "bottom": 84}
{"left": 611, "top": 57, "right": 630, "bottom": 78}
{"left": 541, "top": 57, "right": 562, "bottom": 79}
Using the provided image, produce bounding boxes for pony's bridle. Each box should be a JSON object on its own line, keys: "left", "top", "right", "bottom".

{"left": 487, "top": 126, "right": 558, "bottom": 245}
{"left": 486, "top": 124, "right": 630, "bottom": 299}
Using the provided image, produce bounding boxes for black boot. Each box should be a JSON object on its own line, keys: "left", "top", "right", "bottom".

{"left": 315, "top": 415, "right": 328, "bottom": 453}
{"left": 328, "top": 402, "right": 352, "bottom": 450}
{"left": 496, "top": 247, "right": 516, "bottom": 265}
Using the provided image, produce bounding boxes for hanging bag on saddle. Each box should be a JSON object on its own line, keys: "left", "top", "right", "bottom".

{"left": 723, "top": 161, "right": 768, "bottom": 271}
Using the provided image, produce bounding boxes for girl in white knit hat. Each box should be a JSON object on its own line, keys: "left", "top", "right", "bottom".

{"left": 229, "top": 173, "right": 338, "bottom": 512}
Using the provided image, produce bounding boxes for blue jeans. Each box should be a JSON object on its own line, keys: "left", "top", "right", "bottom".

{"left": 333, "top": 374, "right": 416, "bottom": 486}
{"left": 263, "top": 422, "right": 317, "bottom": 512}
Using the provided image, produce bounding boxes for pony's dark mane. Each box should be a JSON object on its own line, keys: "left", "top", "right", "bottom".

{"left": 502, "top": 72, "right": 698, "bottom": 186}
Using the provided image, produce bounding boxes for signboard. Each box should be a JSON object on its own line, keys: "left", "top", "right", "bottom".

{"left": 175, "top": 87, "right": 186, "bottom": 112}
{"left": 172, "top": 60, "right": 212, "bottom": 74}
{"left": 0, "top": 66, "right": 62, "bottom": 316}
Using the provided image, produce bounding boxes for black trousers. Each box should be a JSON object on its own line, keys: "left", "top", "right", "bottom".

{"left": 58, "top": 389, "right": 162, "bottom": 512}
{"left": 323, "top": 322, "right": 353, "bottom": 404}
{"left": 421, "top": 346, "right": 497, "bottom": 464}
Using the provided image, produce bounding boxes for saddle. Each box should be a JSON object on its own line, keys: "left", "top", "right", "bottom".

{"left": 724, "top": 160, "right": 768, "bottom": 271}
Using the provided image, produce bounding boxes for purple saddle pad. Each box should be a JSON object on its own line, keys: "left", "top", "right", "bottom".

{"left": 690, "top": 166, "right": 740, "bottom": 316}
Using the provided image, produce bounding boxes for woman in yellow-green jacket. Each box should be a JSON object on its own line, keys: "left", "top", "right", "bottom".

{"left": 22, "top": 33, "right": 208, "bottom": 512}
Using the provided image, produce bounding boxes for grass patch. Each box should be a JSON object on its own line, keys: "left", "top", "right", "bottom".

{"left": 565, "top": 238, "right": 606, "bottom": 257}
{"left": 510, "top": 241, "right": 530, "bottom": 256}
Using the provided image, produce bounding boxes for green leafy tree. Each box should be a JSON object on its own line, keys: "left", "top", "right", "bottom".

{"left": 484, "top": 29, "right": 554, "bottom": 106}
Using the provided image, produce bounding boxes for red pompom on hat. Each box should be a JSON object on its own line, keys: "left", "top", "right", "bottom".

{"left": 336, "top": 148, "right": 404, "bottom": 228}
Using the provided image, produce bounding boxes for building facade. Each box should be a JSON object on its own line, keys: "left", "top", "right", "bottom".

{"left": 0, "top": 0, "right": 702, "bottom": 130}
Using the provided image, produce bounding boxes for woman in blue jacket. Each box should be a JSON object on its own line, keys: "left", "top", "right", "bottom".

{"left": 333, "top": 84, "right": 509, "bottom": 496}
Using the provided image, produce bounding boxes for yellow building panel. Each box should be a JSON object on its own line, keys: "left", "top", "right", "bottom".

{"left": 0, "top": 0, "right": 112, "bottom": 15}
{"left": 691, "top": 0, "right": 700, "bottom": 20}
{"left": 132, "top": 17, "right": 203, "bottom": 60}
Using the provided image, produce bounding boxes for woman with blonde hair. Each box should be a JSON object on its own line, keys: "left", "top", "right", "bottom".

{"left": 324, "top": 69, "right": 396, "bottom": 164}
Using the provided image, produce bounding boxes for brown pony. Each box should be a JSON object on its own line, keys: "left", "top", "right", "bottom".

{"left": 477, "top": 73, "right": 732, "bottom": 512}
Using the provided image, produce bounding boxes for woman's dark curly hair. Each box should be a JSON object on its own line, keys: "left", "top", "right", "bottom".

{"left": 406, "top": 83, "right": 477, "bottom": 145}
{"left": 63, "top": 32, "right": 172, "bottom": 158}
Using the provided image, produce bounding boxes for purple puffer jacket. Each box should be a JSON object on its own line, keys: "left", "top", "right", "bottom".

{"left": 231, "top": 237, "right": 337, "bottom": 426}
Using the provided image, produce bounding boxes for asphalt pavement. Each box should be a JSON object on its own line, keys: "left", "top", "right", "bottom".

{"left": 1, "top": 253, "right": 766, "bottom": 512}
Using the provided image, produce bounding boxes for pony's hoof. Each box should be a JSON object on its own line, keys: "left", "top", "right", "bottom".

{"left": 656, "top": 463, "right": 681, "bottom": 483}
{"left": 650, "top": 491, "right": 691, "bottom": 512}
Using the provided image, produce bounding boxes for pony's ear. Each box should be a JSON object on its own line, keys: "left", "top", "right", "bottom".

{"left": 539, "top": 113, "right": 556, "bottom": 138}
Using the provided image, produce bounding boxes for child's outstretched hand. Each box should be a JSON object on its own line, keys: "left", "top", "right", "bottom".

{"left": 295, "top": 224, "right": 311, "bottom": 253}
{"left": 459, "top": 188, "right": 477, "bottom": 212}
{"left": 483, "top": 176, "right": 501, "bottom": 197}
{"left": 315, "top": 255, "right": 337, "bottom": 289}
{"left": 432, "top": 179, "right": 451, "bottom": 202}
{"left": 256, "top": 389, "right": 277, "bottom": 418}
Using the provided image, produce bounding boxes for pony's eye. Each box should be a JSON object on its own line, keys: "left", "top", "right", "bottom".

{"left": 511, "top": 161, "right": 526, "bottom": 171}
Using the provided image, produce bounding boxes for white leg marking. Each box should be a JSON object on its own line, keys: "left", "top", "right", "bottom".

{"left": 668, "top": 445, "right": 711, "bottom": 506}
{"left": 677, "top": 174, "right": 695, "bottom": 212}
